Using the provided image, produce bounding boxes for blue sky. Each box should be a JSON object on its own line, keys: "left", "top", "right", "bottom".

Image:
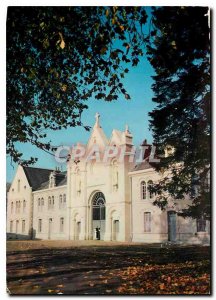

{"left": 6, "top": 9, "right": 156, "bottom": 182}
{"left": 7, "top": 57, "right": 156, "bottom": 182}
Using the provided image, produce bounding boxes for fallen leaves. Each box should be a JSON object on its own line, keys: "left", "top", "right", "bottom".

{"left": 89, "top": 283, "right": 95, "bottom": 287}
{"left": 115, "top": 260, "right": 210, "bottom": 295}
{"left": 6, "top": 242, "right": 210, "bottom": 295}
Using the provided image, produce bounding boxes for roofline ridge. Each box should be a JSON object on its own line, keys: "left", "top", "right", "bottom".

{"left": 22, "top": 166, "right": 54, "bottom": 171}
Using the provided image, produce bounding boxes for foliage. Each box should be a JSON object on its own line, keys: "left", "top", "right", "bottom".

{"left": 7, "top": 6, "right": 148, "bottom": 165}
{"left": 146, "top": 7, "right": 210, "bottom": 219}
{"left": 116, "top": 260, "right": 210, "bottom": 295}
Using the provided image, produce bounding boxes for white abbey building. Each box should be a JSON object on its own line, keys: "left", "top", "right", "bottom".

{"left": 7, "top": 114, "right": 210, "bottom": 244}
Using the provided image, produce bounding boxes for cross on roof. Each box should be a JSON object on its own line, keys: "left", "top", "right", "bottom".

{"left": 95, "top": 112, "right": 100, "bottom": 123}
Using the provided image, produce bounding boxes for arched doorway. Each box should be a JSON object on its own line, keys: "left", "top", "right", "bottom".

{"left": 92, "top": 192, "right": 106, "bottom": 240}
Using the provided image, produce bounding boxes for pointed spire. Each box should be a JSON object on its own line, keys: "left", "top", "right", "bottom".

{"left": 95, "top": 112, "right": 100, "bottom": 127}
{"left": 125, "top": 124, "right": 129, "bottom": 133}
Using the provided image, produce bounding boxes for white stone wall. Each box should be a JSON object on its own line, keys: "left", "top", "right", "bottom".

{"left": 32, "top": 186, "right": 67, "bottom": 240}
{"left": 66, "top": 121, "right": 134, "bottom": 242}
{"left": 7, "top": 165, "right": 33, "bottom": 239}
{"left": 130, "top": 168, "right": 209, "bottom": 244}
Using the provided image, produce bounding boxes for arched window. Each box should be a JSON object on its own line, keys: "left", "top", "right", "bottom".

{"left": 49, "top": 172, "right": 56, "bottom": 188}
{"left": 18, "top": 201, "right": 21, "bottom": 213}
{"left": 11, "top": 202, "right": 13, "bottom": 214}
{"left": 92, "top": 192, "right": 106, "bottom": 221}
{"left": 48, "top": 196, "right": 51, "bottom": 209}
{"left": 59, "top": 195, "right": 62, "bottom": 208}
{"left": 148, "top": 180, "right": 153, "bottom": 199}
{"left": 63, "top": 194, "right": 66, "bottom": 207}
{"left": 23, "top": 200, "right": 26, "bottom": 213}
{"left": 60, "top": 217, "right": 64, "bottom": 232}
{"left": 141, "top": 181, "right": 146, "bottom": 200}
{"left": 38, "top": 198, "right": 40, "bottom": 211}
{"left": 10, "top": 221, "right": 13, "bottom": 232}
{"left": 41, "top": 198, "right": 44, "bottom": 206}
{"left": 52, "top": 196, "right": 55, "bottom": 208}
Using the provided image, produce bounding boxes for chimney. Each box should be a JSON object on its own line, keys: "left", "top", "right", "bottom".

{"left": 141, "top": 139, "right": 152, "bottom": 160}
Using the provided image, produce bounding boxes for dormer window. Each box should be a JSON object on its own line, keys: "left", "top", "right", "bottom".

{"left": 49, "top": 171, "right": 56, "bottom": 188}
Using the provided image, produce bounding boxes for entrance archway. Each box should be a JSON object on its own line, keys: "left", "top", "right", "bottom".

{"left": 92, "top": 192, "right": 106, "bottom": 240}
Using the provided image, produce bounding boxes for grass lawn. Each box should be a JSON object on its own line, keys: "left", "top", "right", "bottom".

{"left": 6, "top": 240, "right": 211, "bottom": 295}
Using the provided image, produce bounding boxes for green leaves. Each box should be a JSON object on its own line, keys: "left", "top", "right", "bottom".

{"left": 7, "top": 6, "right": 148, "bottom": 165}
{"left": 147, "top": 7, "right": 210, "bottom": 218}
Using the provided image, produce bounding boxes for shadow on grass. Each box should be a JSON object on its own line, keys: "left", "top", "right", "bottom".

{"left": 6, "top": 245, "right": 210, "bottom": 295}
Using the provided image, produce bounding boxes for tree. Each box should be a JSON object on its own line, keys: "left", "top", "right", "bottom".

{"left": 147, "top": 7, "right": 210, "bottom": 219}
{"left": 7, "top": 6, "right": 148, "bottom": 165}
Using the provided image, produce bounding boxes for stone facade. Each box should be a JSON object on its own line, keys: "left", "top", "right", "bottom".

{"left": 6, "top": 114, "right": 210, "bottom": 244}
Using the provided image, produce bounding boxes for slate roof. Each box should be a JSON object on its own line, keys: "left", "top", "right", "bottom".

{"left": 23, "top": 167, "right": 67, "bottom": 191}
{"left": 6, "top": 182, "right": 11, "bottom": 193}
{"left": 132, "top": 160, "right": 156, "bottom": 172}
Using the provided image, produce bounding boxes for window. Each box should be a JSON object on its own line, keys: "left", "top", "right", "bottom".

{"left": 59, "top": 195, "right": 63, "bottom": 209}
{"left": 197, "top": 218, "right": 206, "bottom": 232}
{"left": 38, "top": 219, "right": 42, "bottom": 233}
{"left": 144, "top": 212, "right": 151, "bottom": 232}
{"left": 18, "top": 201, "right": 21, "bottom": 213}
{"left": 11, "top": 202, "right": 13, "bottom": 214}
{"left": 16, "top": 220, "right": 19, "bottom": 233}
{"left": 52, "top": 196, "right": 55, "bottom": 208}
{"left": 49, "top": 172, "right": 56, "bottom": 188}
{"left": 23, "top": 200, "right": 26, "bottom": 213}
{"left": 148, "top": 180, "right": 153, "bottom": 199}
{"left": 16, "top": 201, "right": 20, "bottom": 213}
{"left": 10, "top": 221, "right": 13, "bottom": 232}
{"left": 38, "top": 198, "right": 41, "bottom": 211}
{"left": 48, "top": 197, "right": 51, "bottom": 209}
{"left": 92, "top": 192, "right": 106, "bottom": 220}
{"left": 60, "top": 217, "right": 64, "bottom": 232}
{"left": 141, "top": 181, "right": 146, "bottom": 200}
{"left": 63, "top": 194, "right": 66, "bottom": 207}
{"left": 18, "top": 179, "right": 20, "bottom": 192}
{"left": 41, "top": 198, "right": 44, "bottom": 209}
{"left": 22, "top": 220, "right": 25, "bottom": 233}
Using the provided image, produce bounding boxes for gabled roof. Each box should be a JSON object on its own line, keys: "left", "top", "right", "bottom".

{"left": 22, "top": 167, "right": 67, "bottom": 191}
{"left": 109, "top": 129, "right": 123, "bottom": 145}
{"left": 132, "top": 160, "right": 156, "bottom": 172}
{"left": 35, "top": 173, "right": 67, "bottom": 191}
{"left": 23, "top": 166, "right": 53, "bottom": 191}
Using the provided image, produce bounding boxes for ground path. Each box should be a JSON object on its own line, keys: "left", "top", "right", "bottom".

{"left": 7, "top": 240, "right": 210, "bottom": 295}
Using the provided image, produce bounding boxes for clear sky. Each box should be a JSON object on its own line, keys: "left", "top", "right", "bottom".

{"left": 6, "top": 10, "right": 156, "bottom": 183}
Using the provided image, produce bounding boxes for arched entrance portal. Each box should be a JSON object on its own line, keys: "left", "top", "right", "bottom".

{"left": 92, "top": 192, "right": 106, "bottom": 240}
